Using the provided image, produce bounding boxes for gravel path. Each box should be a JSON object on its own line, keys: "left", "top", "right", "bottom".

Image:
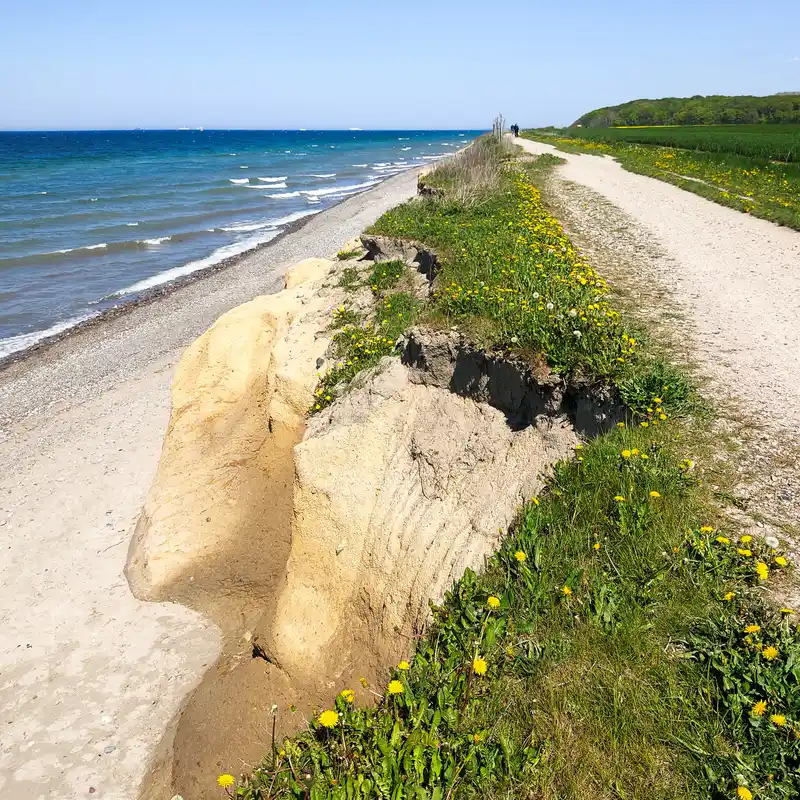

{"left": 0, "top": 169, "right": 422, "bottom": 800}
{"left": 515, "top": 136, "right": 800, "bottom": 533}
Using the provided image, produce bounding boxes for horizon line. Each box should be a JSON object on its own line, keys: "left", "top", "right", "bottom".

{"left": 0, "top": 127, "right": 490, "bottom": 134}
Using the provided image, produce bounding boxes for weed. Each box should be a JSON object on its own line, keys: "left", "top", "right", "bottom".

{"left": 337, "top": 248, "right": 363, "bottom": 260}
{"left": 338, "top": 266, "right": 363, "bottom": 292}
{"left": 367, "top": 260, "right": 405, "bottom": 294}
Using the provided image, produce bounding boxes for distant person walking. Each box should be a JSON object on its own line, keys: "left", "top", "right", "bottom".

{"left": 511, "top": 124, "right": 520, "bottom": 137}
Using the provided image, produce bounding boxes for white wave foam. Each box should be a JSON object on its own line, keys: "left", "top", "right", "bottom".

{"left": 266, "top": 191, "right": 301, "bottom": 198}
{"left": 126, "top": 222, "right": 139, "bottom": 227}
{"left": 459, "top": 133, "right": 465, "bottom": 136}
{"left": 398, "top": 137, "right": 409, "bottom": 141}
{"left": 142, "top": 236, "right": 171, "bottom": 245}
{"left": 0, "top": 312, "right": 98, "bottom": 360}
{"left": 229, "top": 178, "right": 249, "bottom": 185}
{"left": 301, "top": 180, "right": 378, "bottom": 198}
{"left": 258, "top": 176, "right": 288, "bottom": 182}
{"left": 248, "top": 182, "right": 287, "bottom": 189}
{"left": 240, "top": 165, "right": 249, "bottom": 169}
{"left": 311, "top": 173, "right": 336, "bottom": 178}
{"left": 306, "top": 198, "right": 321, "bottom": 204}
{"left": 401, "top": 147, "right": 411, "bottom": 151}
{"left": 39, "top": 191, "right": 48, "bottom": 195}
{"left": 110, "top": 214, "right": 322, "bottom": 298}
{"left": 220, "top": 222, "right": 274, "bottom": 233}
{"left": 86, "top": 243, "right": 108, "bottom": 250}
{"left": 352, "top": 164, "right": 368, "bottom": 167}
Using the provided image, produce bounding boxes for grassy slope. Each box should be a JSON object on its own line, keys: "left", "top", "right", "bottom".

{"left": 521, "top": 131, "right": 800, "bottom": 231}
{"left": 234, "top": 140, "right": 799, "bottom": 800}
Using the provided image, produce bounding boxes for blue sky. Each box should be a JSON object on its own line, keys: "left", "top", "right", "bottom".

{"left": 1, "top": 0, "right": 799, "bottom": 130}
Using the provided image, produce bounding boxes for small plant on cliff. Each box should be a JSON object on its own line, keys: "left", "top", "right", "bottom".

{"left": 366, "top": 259, "right": 405, "bottom": 294}
{"left": 312, "top": 292, "right": 421, "bottom": 412}
{"left": 337, "top": 266, "right": 363, "bottom": 292}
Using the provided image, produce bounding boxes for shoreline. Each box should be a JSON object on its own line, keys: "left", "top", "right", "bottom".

{"left": 0, "top": 164, "right": 426, "bottom": 800}
{"left": 0, "top": 183, "right": 385, "bottom": 371}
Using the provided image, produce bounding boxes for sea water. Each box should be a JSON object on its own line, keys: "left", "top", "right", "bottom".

{"left": 0, "top": 129, "right": 480, "bottom": 358}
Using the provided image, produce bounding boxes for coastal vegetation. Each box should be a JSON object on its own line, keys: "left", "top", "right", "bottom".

{"left": 561, "top": 124, "right": 800, "bottom": 162}
{"left": 522, "top": 130, "right": 800, "bottom": 230}
{"left": 234, "top": 138, "right": 798, "bottom": 799}
{"left": 573, "top": 93, "right": 800, "bottom": 128}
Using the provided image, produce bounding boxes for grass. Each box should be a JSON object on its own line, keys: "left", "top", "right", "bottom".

{"left": 234, "top": 138, "right": 799, "bottom": 800}
{"left": 564, "top": 124, "right": 800, "bottom": 163}
{"left": 521, "top": 130, "right": 800, "bottom": 230}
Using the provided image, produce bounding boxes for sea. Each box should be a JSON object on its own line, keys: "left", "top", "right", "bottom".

{"left": 0, "top": 129, "right": 481, "bottom": 359}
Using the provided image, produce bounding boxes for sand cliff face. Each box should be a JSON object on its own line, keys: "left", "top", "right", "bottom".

{"left": 128, "top": 246, "right": 582, "bottom": 795}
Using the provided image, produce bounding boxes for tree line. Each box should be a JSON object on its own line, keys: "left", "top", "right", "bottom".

{"left": 574, "top": 93, "right": 800, "bottom": 128}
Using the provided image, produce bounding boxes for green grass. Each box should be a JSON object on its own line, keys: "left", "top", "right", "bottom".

{"left": 522, "top": 130, "right": 800, "bottom": 231}
{"left": 367, "top": 260, "right": 406, "bottom": 294}
{"left": 238, "top": 423, "right": 798, "bottom": 800}
{"left": 566, "top": 124, "right": 800, "bottom": 162}
{"left": 312, "top": 292, "right": 420, "bottom": 412}
{"left": 239, "top": 141, "right": 799, "bottom": 800}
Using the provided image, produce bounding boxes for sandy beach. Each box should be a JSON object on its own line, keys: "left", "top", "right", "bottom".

{"left": 0, "top": 167, "right": 423, "bottom": 799}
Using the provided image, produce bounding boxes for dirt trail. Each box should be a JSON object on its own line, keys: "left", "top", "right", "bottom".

{"left": 515, "top": 136, "right": 800, "bottom": 536}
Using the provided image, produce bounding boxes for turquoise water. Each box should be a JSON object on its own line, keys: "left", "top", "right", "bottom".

{"left": 0, "top": 129, "right": 480, "bottom": 358}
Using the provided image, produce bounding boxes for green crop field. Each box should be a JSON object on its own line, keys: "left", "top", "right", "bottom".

{"left": 566, "top": 124, "right": 800, "bottom": 163}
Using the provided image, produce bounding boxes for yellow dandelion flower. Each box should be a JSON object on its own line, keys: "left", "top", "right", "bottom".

{"left": 473, "top": 657, "right": 488, "bottom": 676}
{"left": 397, "top": 660, "right": 410, "bottom": 671}
{"left": 763, "top": 646, "right": 779, "bottom": 661}
{"left": 649, "top": 491, "right": 661, "bottom": 498}
{"left": 740, "top": 535, "right": 752, "bottom": 544}
{"left": 752, "top": 700, "right": 767, "bottom": 716}
{"left": 744, "top": 624, "right": 761, "bottom": 634}
{"left": 736, "top": 787, "right": 753, "bottom": 800}
{"left": 724, "top": 592, "right": 736, "bottom": 601}
{"left": 359, "top": 676, "right": 368, "bottom": 688}
{"left": 780, "top": 607, "right": 795, "bottom": 615}
{"left": 487, "top": 596, "right": 501, "bottom": 609}
{"left": 340, "top": 689, "right": 355, "bottom": 703}
{"left": 318, "top": 710, "right": 339, "bottom": 728}
{"left": 621, "top": 449, "right": 632, "bottom": 458}
{"left": 387, "top": 680, "right": 404, "bottom": 695}
{"left": 631, "top": 448, "right": 640, "bottom": 455}
{"left": 659, "top": 413, "right": 667, "bottom": 420}
{"left": 640, "top": 421, "right": 649, "bottom": 428}
{"left": 755, "top": 561, "right": 769, "bottom": 580}
{"left": 593, "top": 542, "right": 601, "bottom": 550}
{"left": 770, "top": 713, "right": 787, "bottom": 726}
{"left": 737, "top": 548, "right": 753, "bottom": 557}
{"left": 700, "top": 525, "right": 714, "bottom": 533}
{"left": 775, "top": 556, "right": 788, "bottom": 567}
{"left": 716, "top": 536, "right": 731, "bottom": 545}
{"left": 653, "top": 397, "right": 663, "bottom": 404}
{"left": 217, "top": 774, "right": 235, "bottom": 788}
{"left": 614, "top": 495, "right": 625, "bottom": 502}
{"left": 616, "top": 422, "right": 626, "bottom": 428}
{"left": 531, "top": 497, "right": 540, "bottom": 506}
{"left": 640, "top": 453, "right": 649, "bottom": 460}
{"left": 514, "top": 550, "right": 527, "bottom": 562}
{"left": 561, "top": 585, "right": 573, "bottom": 597}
